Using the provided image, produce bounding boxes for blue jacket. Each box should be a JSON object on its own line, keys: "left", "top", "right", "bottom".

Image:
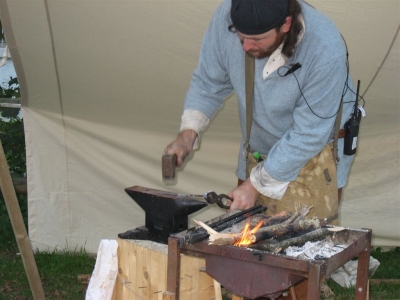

{"left": 183, "top": 0, "right": 356, "bottom": 188}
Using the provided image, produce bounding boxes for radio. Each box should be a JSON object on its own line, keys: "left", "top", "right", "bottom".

{"left": 344, "top": 80, "right": 362, "bottom": 156}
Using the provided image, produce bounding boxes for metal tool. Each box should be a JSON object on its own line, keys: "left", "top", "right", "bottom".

{"left": 118, "top": 186, "right": 208, "bottom": 243}
{"left": 118, "top": 186, "right": 233, "bottom": 243}
{"left": 182, "top": 191, "right": 234, "bottom": 209}
{"left": 161, "top": 154, "right": 234, "bottom": 208}
{"left": 162, "top": 154, "right": 177, "bottom": 182}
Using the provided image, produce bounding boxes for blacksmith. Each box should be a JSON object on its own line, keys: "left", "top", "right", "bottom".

{"left": 164, "top": 0, "right": 356, "bottom": 224}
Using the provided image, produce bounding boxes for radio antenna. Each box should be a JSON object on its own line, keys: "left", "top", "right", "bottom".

{"left": 354, "top": 80, "right": 360, "bottom": 117}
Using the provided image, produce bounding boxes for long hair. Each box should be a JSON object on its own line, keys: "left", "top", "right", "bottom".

{"left": 279, "top": 0, "right": 303, "bottom": 58}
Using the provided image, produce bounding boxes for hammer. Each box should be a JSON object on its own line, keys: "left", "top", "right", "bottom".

{"left": 162, "top": 154, "right": 177, "bottom": 182}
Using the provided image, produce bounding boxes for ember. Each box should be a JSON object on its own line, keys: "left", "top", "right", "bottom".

{"left": 233, "top": 219, "right": 263, "bottom": 247}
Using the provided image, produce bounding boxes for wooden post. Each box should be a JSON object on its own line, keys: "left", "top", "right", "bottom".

{"left": 0, "top": 141, "right": 46, "bottom": 299}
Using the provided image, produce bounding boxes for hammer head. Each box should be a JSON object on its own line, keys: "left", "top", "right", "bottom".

{"left": 162, "top": 154, "right": 177, "bottom": 182}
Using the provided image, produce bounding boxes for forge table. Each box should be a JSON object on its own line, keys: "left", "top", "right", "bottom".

{"left": 164, "top": 227, "right": 372, "bottom": 300}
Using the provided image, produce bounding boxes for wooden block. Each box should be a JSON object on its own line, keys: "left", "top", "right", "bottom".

{"left": 213, "top": 280, "right": 223, "bottom": 300}
{"left": 112, "top": 238, "right": 215, "bottom": 300}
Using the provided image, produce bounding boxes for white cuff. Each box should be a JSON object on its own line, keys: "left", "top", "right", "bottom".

{"left": 180, "top": 109, "right": 209, "bottom": 149}
{"left": 250, "top": 162, "right": 290, "bottom": 200}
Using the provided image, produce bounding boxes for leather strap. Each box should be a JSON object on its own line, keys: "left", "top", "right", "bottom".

{"left": 338, "top": 128, "right": 345, "bottom": 138}
{"left": 244, "top": 53, "right": 255, "bottom": 157}
{"left": 332, "top": 99, "right": 343, "bottom": 165}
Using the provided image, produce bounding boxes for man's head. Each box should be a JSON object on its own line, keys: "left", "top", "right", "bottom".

{"left": 230, "top": 0, "right": 302, "bottom": 59}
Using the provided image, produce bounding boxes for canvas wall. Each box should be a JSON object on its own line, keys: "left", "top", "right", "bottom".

{"left": 0, "top": 0, "right": 399, "bottom": 253}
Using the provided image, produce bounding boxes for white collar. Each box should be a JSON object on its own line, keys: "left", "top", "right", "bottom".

{"left": 262, "top": 14, "right": 306, "bottom": 80}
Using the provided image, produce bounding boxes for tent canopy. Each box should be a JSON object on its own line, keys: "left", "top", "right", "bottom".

{"left": 1, "top": 0, "right": 399, "bottom": 253}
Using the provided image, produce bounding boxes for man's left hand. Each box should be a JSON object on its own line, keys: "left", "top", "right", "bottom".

{"left": 227, "top": 179, "right": 260, "bottom": 211}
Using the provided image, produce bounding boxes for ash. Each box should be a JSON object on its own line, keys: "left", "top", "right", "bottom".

{"left": 284, "top": 236, "right": 348, "bottom": 260}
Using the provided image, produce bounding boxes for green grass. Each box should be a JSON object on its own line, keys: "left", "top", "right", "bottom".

{"left": 0, "top": 192, "right": 94, "bottom": 299}
{"left": 325, "top": 247, "right": 400, "bottom": 300}
{"left": 326, "top": 279, "right": 400, "bottom": 300}
{"left": 1, "top": 193, "right": 94, "bottom": 299}
{"left": 0, "top": 245, "right": 95, "bottom": 300}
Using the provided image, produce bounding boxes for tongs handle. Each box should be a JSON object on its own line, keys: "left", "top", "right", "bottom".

{"left": 204, "top": 191, "right": 233, "bottom": 209}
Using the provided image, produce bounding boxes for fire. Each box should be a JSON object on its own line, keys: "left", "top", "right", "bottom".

{"left": 233, "top": 219, "right": 264, "bottom": 247}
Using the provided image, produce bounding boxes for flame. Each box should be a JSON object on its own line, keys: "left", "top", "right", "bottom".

{"left": 233, "top": 219, "right": 264, "bottom": 247}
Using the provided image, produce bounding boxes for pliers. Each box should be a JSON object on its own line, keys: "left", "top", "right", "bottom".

{"left": 203, "top": 191, "right": 233, "bottom": 209}
{"left": 183, "top": 191, "right": 234, "bottom": 209}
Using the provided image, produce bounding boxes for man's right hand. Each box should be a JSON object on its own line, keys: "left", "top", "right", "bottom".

{"left": 164, "top": 129, "right": 198, "bottom": 167}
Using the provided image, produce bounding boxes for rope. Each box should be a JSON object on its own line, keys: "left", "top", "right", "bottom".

{"left": 362, "top": 24, "right": 400, "bottom": 97}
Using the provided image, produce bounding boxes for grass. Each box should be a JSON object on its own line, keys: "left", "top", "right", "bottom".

{"left": 325, "top": 247, "right": 400, "bottom": 300}
{"left": 0, "top": 194, "right": 95, "bottom": 300}
{"left": 0, "top": 244, "right": 95, "bottom": 300}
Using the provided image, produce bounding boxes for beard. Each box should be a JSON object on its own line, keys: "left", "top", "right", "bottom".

{"left": 246, "top": 31, "right": 286, "bottom": 59}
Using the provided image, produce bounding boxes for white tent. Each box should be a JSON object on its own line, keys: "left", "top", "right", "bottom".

{"left": 1, "top": 0, "right": 399, "bottom": 253}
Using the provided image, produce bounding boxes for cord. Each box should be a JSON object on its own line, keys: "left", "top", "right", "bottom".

{"left": 277, "top": 33, "right": 366, "bottom": 119}
{"left": 362, "top": 24, "right": 400, "bottom": 98}
{"left": 277, "top": 64, "right": 345, "bottom": 119}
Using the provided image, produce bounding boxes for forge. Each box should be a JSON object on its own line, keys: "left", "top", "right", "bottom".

{"left": 167, "top": 210, "right": 371, "bottom": 299}
{"left": 118, "top": 186, "right": 371, "bottom": 300}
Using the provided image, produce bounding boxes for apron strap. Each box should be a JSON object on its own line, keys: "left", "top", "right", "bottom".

{"left": 244, "top": 53, "right": 255, "bottom": 157}
{"left": 332, "top": 98, "right": 343, "bottom": 166}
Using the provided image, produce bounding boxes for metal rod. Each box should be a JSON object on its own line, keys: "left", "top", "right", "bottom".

{"left": 307, "top": 262, "right": 323, "bottom": 299}
{"left": 355, "top": 229, "right": 371, "bottom": 300}
{"left": 186, "top": 205, "right": 267, "bottom": 244}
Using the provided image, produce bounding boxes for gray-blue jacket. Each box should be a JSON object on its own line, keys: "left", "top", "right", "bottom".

{"left": 183, "top": 0, "right": 356, "bottom": 188}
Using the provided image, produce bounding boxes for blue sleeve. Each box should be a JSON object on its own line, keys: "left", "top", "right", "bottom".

{"left": 183, "top": 4, "right": 234, "bottom": 119}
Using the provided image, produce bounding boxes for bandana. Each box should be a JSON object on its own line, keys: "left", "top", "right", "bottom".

{"left": 231, "top": 0, "right": 289, "bottom": 35}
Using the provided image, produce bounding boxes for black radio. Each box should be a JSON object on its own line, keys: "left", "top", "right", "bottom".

{"left": 344, "top": 80, "right": 362, "bottom": 156}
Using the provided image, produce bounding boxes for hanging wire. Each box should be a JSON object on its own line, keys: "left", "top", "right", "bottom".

{"left": 362, "top": 24, "right": 400, "bottom": 98}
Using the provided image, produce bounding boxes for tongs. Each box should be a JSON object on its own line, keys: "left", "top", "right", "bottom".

{"left": 182, "top": 191, "right": 233, "bottom": 209}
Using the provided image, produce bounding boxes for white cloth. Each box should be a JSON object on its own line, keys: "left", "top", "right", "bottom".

{"left": 262, "top": 43, "right": 286, "bottom": 80}
{"left": 86, "top": 240, "right": 119, "bottom": 300}
{"left": 330, "top": 256, "right": 380, "bottom": 288}
{"left": 180, "top": 109, "right": 209, "bottom": 149}
{"left": 250, "top": 161, "right": 290, "bottom": 199}
{"left": 262, "top": 14, "right": 305, "bottom": 80}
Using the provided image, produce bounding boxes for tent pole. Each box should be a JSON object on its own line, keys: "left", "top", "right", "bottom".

{"left": 0, "top": 140, "right": 46, "bottom": 299}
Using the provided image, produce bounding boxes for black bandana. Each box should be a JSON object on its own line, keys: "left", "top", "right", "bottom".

{"left": 231, "top": 0, "right": 289, "bottom": 35}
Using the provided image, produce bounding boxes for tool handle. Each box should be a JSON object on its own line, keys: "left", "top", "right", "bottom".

{"left": 162, "top": 154, "right": 177, "bottom": 182}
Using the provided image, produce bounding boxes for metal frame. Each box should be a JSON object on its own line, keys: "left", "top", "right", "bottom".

{"left": 165, "top": 228, "right": 372, "bottom": 300}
